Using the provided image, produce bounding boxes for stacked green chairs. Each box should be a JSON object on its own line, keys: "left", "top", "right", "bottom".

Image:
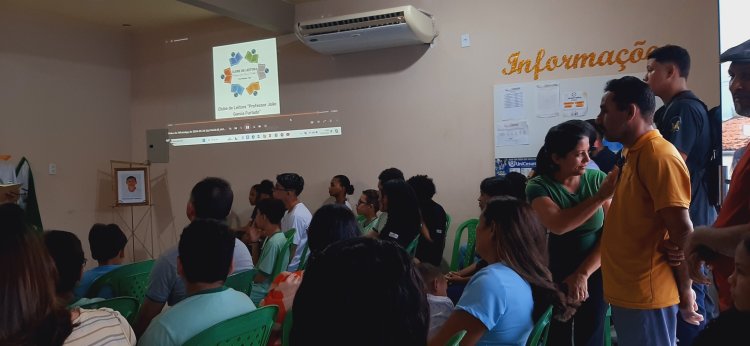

{"left": 184, "top": 305, "right": 279, "bottom": 346}
{"left": 445, "top": 329, "right": 466, "bottom": 346}
{"left": 225, "top": 269, "right": 257, "bottom": 296}
{"left": 526, "top": 305, "right": 553, "bottom": 346}
{"left": 449, "top": 219, "right": 479, "bottom": 271}
{"left": 85, "top": 259, "right": 155, "bottom": 305}
{"left": 79, "top": 296, "right": 140, "bottom": 324}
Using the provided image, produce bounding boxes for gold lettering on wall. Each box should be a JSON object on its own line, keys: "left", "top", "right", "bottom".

{"left": 501, "top": 40, "right": 658, "bottom": 80}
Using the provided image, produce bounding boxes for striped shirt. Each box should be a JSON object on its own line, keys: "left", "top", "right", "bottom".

{"left": 64, "top": 308, "right": 135, "bottom": 346}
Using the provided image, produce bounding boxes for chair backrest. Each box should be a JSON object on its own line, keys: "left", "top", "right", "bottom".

{"left": 85, "top": 260, "right": 155, "bottom": 304}
{"left": 405, "top": 234, "right": 420, "bottom": 257}
{"left": 297, "top": 244, "right": 309, "bottom": 270}
{"left": 184, "top": 305, "right": 279, "bottom": 346}
{"left": 445, "top": 329, "right": 467, "bottom": 346}
{"left": 356, "top": 214, "right": 366, "bottom": 224}
{"left": 271, "top": 229, "right": 296, "bottom": 280}
{"left": 445, "top": 213, "right": 452, "bottom": 235}
{"left": 78, "top": 296, "right": 140, "bottom": 324}
{"left": 526, "top": 305, "right": 554, "bottom": 346}
{"left": 449, "top": 219, "right": 479, "bottom": 271}
{"left": 604, "top": 305, "right": 612, "bottom": 346}
{"left": 225, "top": 269, "right": 257, "bottom": 296}
{"left": 281, "top": 309, "right": 293, "bottom": 346}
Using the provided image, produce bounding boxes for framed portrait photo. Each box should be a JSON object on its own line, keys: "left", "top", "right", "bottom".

{"left": 114, "top": 167, "right": 150, "bottom": 206}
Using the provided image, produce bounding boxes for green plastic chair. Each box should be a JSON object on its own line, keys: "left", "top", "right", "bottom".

{"left": 356, "top": 214, "right": 366, "bottom": 224}
{"left": 270, "top": 229, "right": 296, "bottom": 280}
{"left": 445, "top": 329, "right": 467, "bottom": 346}
{"left": 281, "top": 309, "right": 293, "bottom": 346}
{"left": 450, "top": 219, "right": 479, "bottom": 271}
{"left": 526, "top": 305, "right": 554, "bottom": 346}
{"left": 85, "top": 260, "right": 155, "bottom": 304}
{"left": 406, "top": 234, "right": 420, "bottom": 257}
{"left": 604, "top": 305, "right": 612, "bottom": 346}
{"left": 297, "top": 244, "right": 310, "bottom": 270}
{"left": 445, "top": 214, "right": 452, "bottom": 235}
{"left": 184, "top": 305, "right": 279, "bottom": 346}
{"left": 78, "top": 296, "right": 140, "bottom": 324}
{"left": 283, "top": 228, "right": 296, "bottom": 239}
{"left": 225, "top": 269, "right": 257, "bottom": 296}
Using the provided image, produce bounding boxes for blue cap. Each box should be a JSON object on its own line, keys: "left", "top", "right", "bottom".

{"left": 720, "top": 38, "right": 750, "bottom": 63}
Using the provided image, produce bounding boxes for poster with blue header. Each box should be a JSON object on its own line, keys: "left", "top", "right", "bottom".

{"left": 495, "top": 157, "right": 536, "bottom": 177}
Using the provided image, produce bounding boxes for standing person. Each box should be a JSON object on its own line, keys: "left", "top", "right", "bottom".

{"left": 274, "top": 173, "right": 312, "bottom": 271}
{"left": 356, "top": 189, "right": 380, "bottom": 235}
{"left": 429, "top": 197, "right": 576, "bottom": 346}
{"left": 135, "top": 177, "right": 254, "bottom": 337}
{"left": 645, "top": 45, "right": 715, "bottom": 343}
{"left": 526, "top": 120, "right": 617, "bottom": 346}
{"left": 328, "top": 174, "right": 355, "bottom": 210}
{"left": 408, "top": 175, "right": 448, "bottom": 266}
{"left": 599, "top": 76, "right": 702, "bottom": 346}
{"left": 687, "top": 38, "right": 750, "bottom": 313}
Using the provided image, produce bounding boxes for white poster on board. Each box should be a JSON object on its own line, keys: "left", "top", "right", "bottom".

{"left": 536, "top": 83, "right": 560, "bottom": 118}
{"left": 494, "top": 85, "right": 525, "bottom": 120}
{"left": 562, "top": 91, "right": 588, "bottom": 117}
{"left": 213, "top": 38, "right": 280, "bottom": 119}
{"left": 495, "top": 121, "right": 530, "bottom": 147}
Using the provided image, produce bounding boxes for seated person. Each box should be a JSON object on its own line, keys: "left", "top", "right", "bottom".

{"left": 43, "top": 230, "right": 104, "bottom": 308}
{"left": 74, "top": 223, "right": 128, "bottom": 299}
{"left": 417, "top": 263, "right": 455, "bottom": 339}
{"left": 291, "top": 237, "right": 429, "bottom": 345}
{"left": 694, "top": 234, "right": 750, "bottom": 345}
{"left": 1, "top": 204, "right": 134, "bottom": 345}
{"left": 356, "top": 189, "right": 380, "bottom": 235}
{"left": 445, "top": 173, "right": 527, "bottom": 303}
{"left": 409, "top": 175, "right": 448, "bottom": 266}
{"left": 377, "top": 179, "right": 423, "bottom": 249}
{"left": 327, "top": 174, "right": 355, "bottom": 210}
{"left": 260, "top": 203, "right": 360, "bottom": 345}
{"left": 237, "top": 179, "right": 273, "bottom": 244}
{"left": 429, "top": 197, "right": 575, "bottom": 346}
{"left": 135, "top": 177, "right": 253, "bottom": 336}
{"left": 248, "top": 198, "right": 288, "bottom": 304}
{"left": 139, "top": 219, "right": 256, "bottom": 345}
{"left": 274, "top": 173, "right": 312, "bottom": 271}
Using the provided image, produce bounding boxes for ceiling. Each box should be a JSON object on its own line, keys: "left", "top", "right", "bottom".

{"left": 3, "top": 0, "right": 317, "bottom": 30}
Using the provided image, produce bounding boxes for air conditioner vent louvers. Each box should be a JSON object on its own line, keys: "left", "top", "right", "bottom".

{"left": 299, "top": 11, "right": 406, "bottom": 36}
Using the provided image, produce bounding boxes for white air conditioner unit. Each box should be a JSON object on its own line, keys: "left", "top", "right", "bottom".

{"left": 295, "top": 5, "right": 437, "bottom": 55}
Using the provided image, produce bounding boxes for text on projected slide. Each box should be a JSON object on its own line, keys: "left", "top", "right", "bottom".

{"left": 213, "top": 38, "right": 280, "bottom": 119}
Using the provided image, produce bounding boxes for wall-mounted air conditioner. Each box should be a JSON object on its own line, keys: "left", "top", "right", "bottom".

{"left": 295, "top": 5, "right": 437, "bottom": 55}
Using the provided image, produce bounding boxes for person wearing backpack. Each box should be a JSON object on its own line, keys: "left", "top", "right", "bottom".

{"left": 644, "top": 44, "right": 716, "bottom": 345}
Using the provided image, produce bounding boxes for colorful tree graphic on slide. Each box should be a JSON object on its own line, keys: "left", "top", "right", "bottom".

{"left": 219, "top": 48, "right": 271, "bottom": 97}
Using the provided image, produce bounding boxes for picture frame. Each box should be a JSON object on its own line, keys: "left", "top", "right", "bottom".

{"left": 113, "top": 167, "right": 150, "bottom": 206}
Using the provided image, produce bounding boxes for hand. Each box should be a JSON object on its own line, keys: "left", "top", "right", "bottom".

{"left": 563, "top": 272, "right": 589, "bottom": 304}
{"left": 0, "top": 190, "right": 20, "bottom": 204}
{"left": 686, "top": 251, "right": 711, "bottom": 285}
{"left": 596, "top": 165, "right": 619, "bottom": 200}
{"left": 445, "top": 272, "right": 469, "bottom": 284}
{"left": 678, "top": 288, "right": 704, "bottom": 326}
{"left": 658, "top": 239, "right": 685, "bottom": 267}
{"left": 248, "top": 226, "right": 262, "bottom": 243}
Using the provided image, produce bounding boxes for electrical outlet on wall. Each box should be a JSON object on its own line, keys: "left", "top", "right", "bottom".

{"left": 48, "top": 163, "right": 57, "bottom": 175}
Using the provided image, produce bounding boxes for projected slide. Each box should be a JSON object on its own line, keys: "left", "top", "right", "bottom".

{"left": 213, "top": 38, "right": 280, "bottom": 119}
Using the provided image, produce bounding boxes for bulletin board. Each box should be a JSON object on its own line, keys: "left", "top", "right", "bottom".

{"left": 493, "top": 72, "right": 648, "bottom": 174}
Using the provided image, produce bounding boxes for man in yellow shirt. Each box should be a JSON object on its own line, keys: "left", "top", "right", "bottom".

{"left": 598, "top": 76, "right": 702, "bottom": 346}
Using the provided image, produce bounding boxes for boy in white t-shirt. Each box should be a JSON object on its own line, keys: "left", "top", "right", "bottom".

{"left": 417, "top": 263, "right": 454, "bottom": 339}
{"left": 273, "top": 173, "right": 312, "bottom": 271}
